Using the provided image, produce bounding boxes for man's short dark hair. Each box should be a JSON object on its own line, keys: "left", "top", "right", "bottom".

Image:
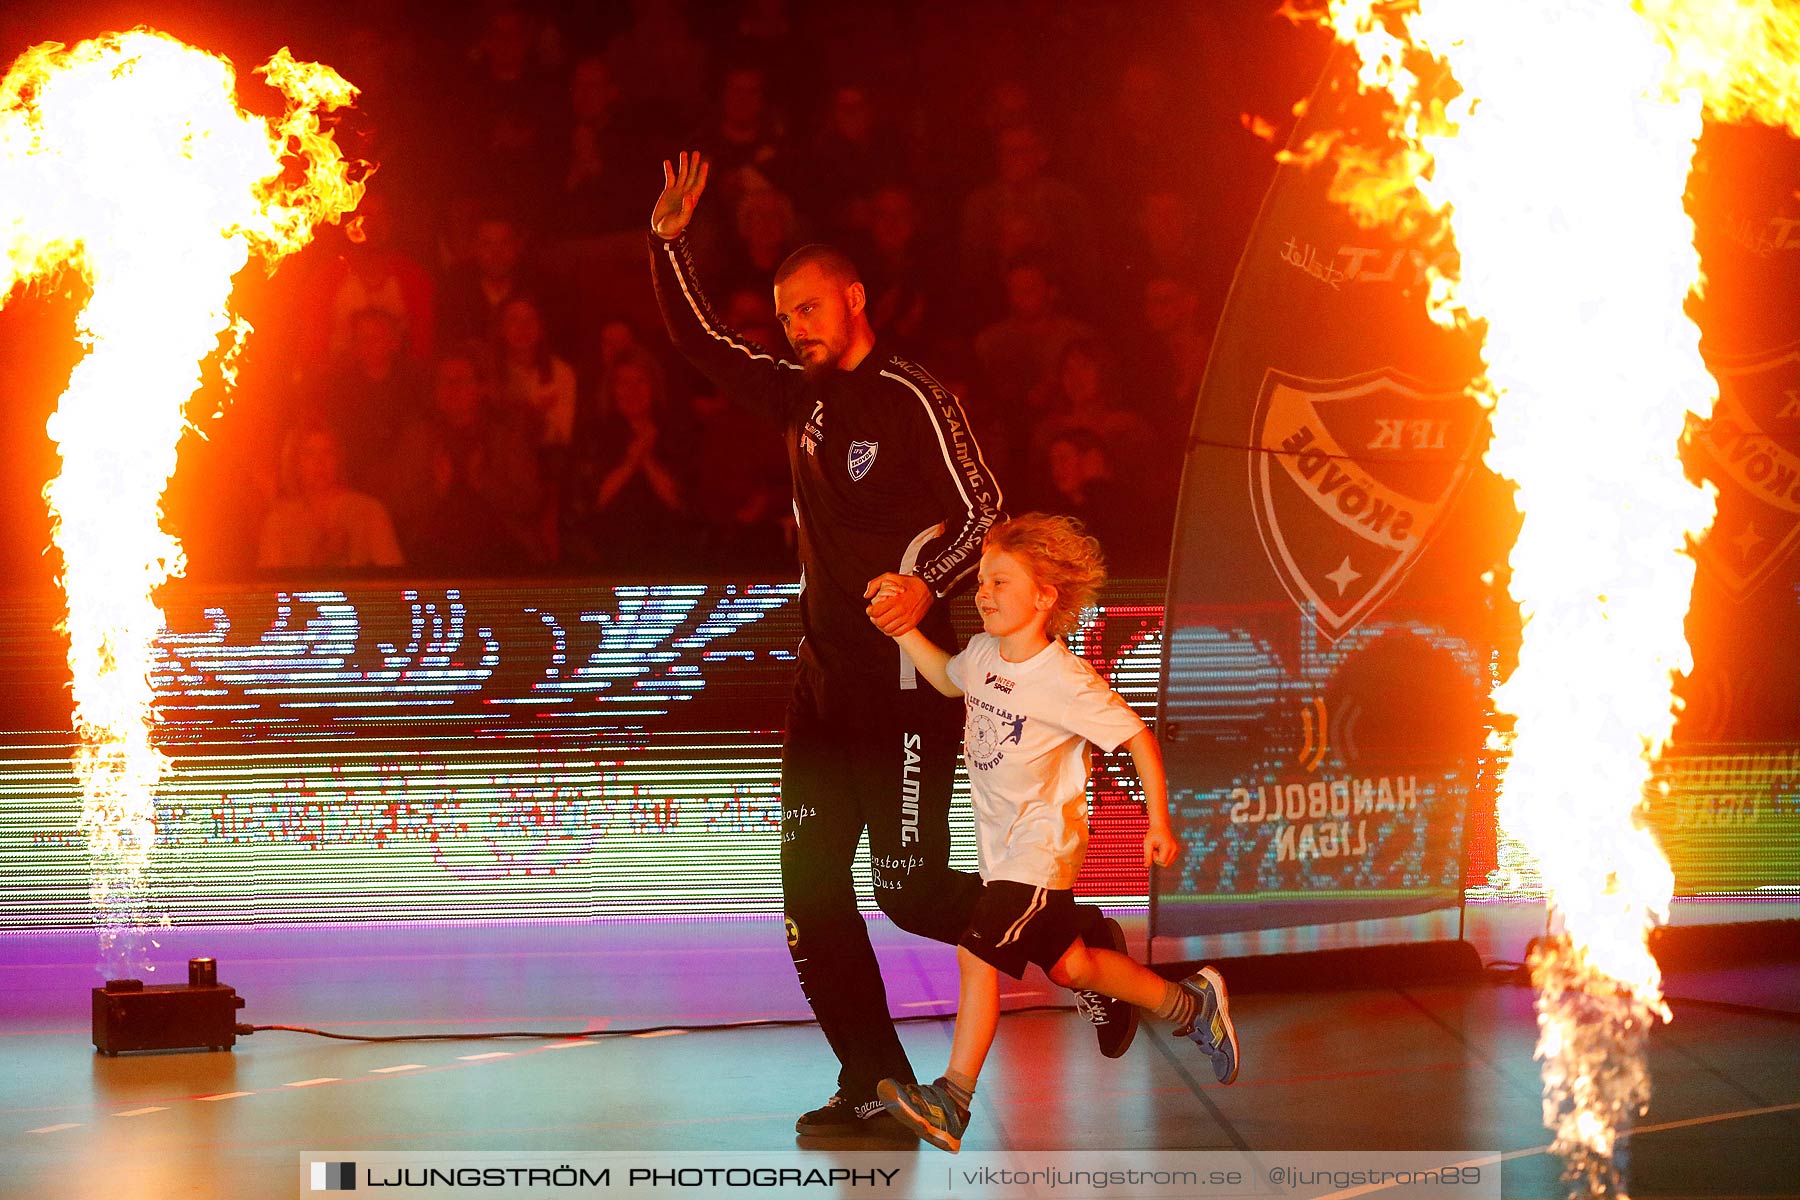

{"left": 774, "top": 243, "right": 861, "bottom": 289}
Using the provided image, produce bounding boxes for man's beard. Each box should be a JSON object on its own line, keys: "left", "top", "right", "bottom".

{"left": 794, "top": 340, "right": 833, "bottom": 375}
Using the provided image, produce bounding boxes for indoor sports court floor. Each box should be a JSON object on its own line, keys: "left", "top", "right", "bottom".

{"left": 3, "top": 902, "right": 1797, "bottom": 1199}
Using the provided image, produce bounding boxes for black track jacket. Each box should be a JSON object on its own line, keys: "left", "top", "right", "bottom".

{"left": 650, "top": 231, "right": 1003, "bottom": 686}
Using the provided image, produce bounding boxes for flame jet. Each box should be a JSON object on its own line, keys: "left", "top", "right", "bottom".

{"left": 0, "top": 30, "right": 362, "bottom": 973}
{"left": 1313, "top": 1, "right": 1800, "bottom": 1195}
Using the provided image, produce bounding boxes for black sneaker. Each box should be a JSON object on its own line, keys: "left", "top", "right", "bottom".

{"left": 796, "top": 1090, "right": 917, "bottom": 1139}
{"left": 1073, "top": 916, "right": 1140, "bottom": 1058}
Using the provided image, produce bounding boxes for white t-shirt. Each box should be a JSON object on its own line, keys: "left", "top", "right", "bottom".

{"left": 946, "top": 634, "right": 1147, "bottom": 889}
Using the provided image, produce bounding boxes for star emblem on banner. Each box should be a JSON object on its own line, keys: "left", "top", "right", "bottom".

{"left": 1732, "top": 523, "right": 1765, "bottom": 562}
{"left": 1325, "top": 556, "right": 1363, "bottom": 596}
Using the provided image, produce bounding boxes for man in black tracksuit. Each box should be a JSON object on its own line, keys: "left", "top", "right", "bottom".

{"left": 648, "top": 153, "right": 1122, "bottom": 1138}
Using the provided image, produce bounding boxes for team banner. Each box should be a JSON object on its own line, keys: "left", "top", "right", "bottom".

{"left": 1654, "top": 121, "right": 1800, "bottom": 895}
{"left": 1674, "top": 117, "right": 1800, "bottom": 751}
{"left": 1153, "top": 46, "right": 1499, "bottom": 941}
{"left": 1153, "top": 48, "right": 1800, "bottom": 942}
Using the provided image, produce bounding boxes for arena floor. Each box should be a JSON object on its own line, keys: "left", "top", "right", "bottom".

{"left": 4, "top": 904, "right": 1797, "bottom": 1199}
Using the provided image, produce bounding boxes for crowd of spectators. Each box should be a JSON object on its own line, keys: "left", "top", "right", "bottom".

{"left": 152, "top": 0, "right": 1321, "bottom": 581}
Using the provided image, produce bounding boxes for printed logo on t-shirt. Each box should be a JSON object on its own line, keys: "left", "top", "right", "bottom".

{"left": 968, "top": 711, "right": 1001, "bottom": 769}
{"left": 984, "top": 672, "right": 1015, "bottom": 694}
{"left": 966, "top": 695, "right": 1026, "bottom": 771}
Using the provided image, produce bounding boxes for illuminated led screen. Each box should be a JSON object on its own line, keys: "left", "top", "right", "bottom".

{"left": 1, "top": 578, "right": 1792, "bottom": 932}
{"left": 0, "top": 579, "right": 1166, "bottom": 929}
{"left": 1153, "top": 605, "right": 1486, "bottom": 937}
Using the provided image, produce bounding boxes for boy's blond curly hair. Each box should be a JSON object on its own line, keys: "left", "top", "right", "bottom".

{"left": 982, "top": 513, "right": 1106, "bottom": 639}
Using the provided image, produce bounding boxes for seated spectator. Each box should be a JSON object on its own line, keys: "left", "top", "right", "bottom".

{"left": 856, "top": 185, "right": 945, "bottom": 346}
{"left": 1028, "top": 338, "right": 1156, "bottom": 477}
{"left": 580, "top": 314, "right": 658, "bottom": 409}
{"left": 386, "top": 354, "right": 548, "bottom": 573}
{"left": 1076, "top": 58, "right": 1199, "bottom": 222}
{"left": 1036, "top": 428, "right": 1165, "bottom": 575}
{"left": 691, "top": 61, "right": 790, "bottom": 206}
{"left": 430, "top": 194, "right": 483, "bottom": 278}
{"left": 731, "top": 0, "right": 798, "bottom": 92}
{"left": 304, "top": 307, "right": 428, "bottom": 491}
{"left": 910, "top": 73, "right": 1032, "bottom": 211}
{"left": 717, "top": 183, "right": 801, "bottom": 300}
{"left": 498, "top": 295, "right": 580, "bottom": 466}
{"left": 257, "top": 428, "right": 403, "bottom": 570}
{"left": 959, "top": 123, "right": 1094, "bottom": 306}
{"left": 983, "top": 78, "right": 1036, "bottom": 139}
{"left": 604, "top": 0, "right": 708, "bottom": 140}
{"left": 1141, "top": 274, "right": 1211, "bottom": 426}
{"left": 552, "top": 55, "right": 649, "bottom": 236}
{"left": 565, "top": 348, "right": 689, "bottom": 572}
{"left": 688, "top": 388, "right": 790, "bottom": 570}
{"left": 438, "top": 212, "right": 549, "bottom": 349}
{"left": 1037, "top": 336, "right": 1186, "bottom": 547}
{"left": 597, "top": 315, "right": 652, "bottom": 372}
{"left": 797, "top": 82, "right": 894, "bottom": 237}
{"left": 973, "top": 257, "right": 1096, "bottom": 415}
{"left": 927, "top": 354, "right": 1021, "bottom": 495}
{"left": 326, "top": 24, "right": 430, "bottom": 207}
{"left": 1133, "top": 190, "right": 1210, "bottom": 297}
{"left": 304, "top": 190, "right": 436, "bottom": 363}
{"left": 453, "top": 5, "right": 561, "bottom": 208}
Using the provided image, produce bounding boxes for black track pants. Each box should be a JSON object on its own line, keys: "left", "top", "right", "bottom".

{"left": 779, "top": 665, "right": 981, "bottom": 1099}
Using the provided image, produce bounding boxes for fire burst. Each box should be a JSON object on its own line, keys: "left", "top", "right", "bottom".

{"left": 0, "top": 30, "right": 361, "bottom": 972}
{"left": 1315, "top": 1, "right": 1800, "bottom": 1195}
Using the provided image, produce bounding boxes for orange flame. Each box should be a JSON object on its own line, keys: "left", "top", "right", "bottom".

{"left": 1242, "top": 111, "right": 1281, "bottom": 143}
{"left": 1316, "top": 1, "right": 1800, "bottom": 1194}
{"left": 0, "top": 29, "right": 362, "bottom": 971}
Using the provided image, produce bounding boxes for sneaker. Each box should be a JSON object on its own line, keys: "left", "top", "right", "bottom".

{"left": 1173, "top": 965, "right": 1239, "bottom": 1084}
{"left": 1073, "top": 917, "right": 1139, "bottom": 1058}
{"left": 796, "top": 1090, "right": 916, "bottom": 1139}
{"left": 877, "top": 1077, "right": 969, "bottom": 1153}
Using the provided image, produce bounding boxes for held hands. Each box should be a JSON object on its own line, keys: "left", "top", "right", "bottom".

{"left": 863, "top": 572, "right": 933, "bottom": 637}
{"left": 1144, "top": 824, "right": 1182, "bottom": 870}
{"left": 652, "top": 151, "right": 709, "bottom": 240}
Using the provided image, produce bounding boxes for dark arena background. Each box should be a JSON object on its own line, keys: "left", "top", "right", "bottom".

{"left": 2, "top": 3, "right": 1798, "bottom": 1199}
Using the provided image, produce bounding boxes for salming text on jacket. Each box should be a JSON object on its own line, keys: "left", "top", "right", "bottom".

{"left": 650, "top": 231, "right": 1004, "bottom": 685}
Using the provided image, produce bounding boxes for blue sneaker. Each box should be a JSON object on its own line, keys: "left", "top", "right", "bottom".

{"left": 877, "top": 1076, "right": 970, "bottom": 1153}
{"left": 1174, "top": 966, "right": 1239, "bottom": 1084}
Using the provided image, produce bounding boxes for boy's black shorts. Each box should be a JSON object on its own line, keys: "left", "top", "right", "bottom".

{"left": 959, "top": 880, "right": 1083, "bottom": 980}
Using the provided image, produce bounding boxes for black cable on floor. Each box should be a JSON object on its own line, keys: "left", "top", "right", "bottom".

{"left": 239, "top": 1003, "right": 1086, "bottom": 1044}
{"left": 240, "top": 1020, "right": 818, "bottom": 1042}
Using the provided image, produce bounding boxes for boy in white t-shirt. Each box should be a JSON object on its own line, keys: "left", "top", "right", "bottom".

{"left": 865, "top": 513, "right": 1239, "bottom": 1153}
